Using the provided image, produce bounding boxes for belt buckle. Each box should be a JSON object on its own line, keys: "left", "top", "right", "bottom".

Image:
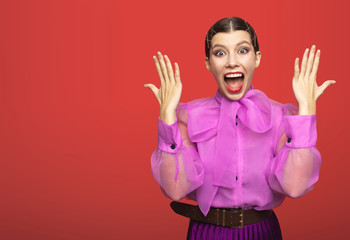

{"left": 231, "top": 208, "right": 243, "bottom": 228}
{"left": 238, "top": 208, "right": 243, "bottom": 228}
{"left": 216, "top": 208, "right": 243, "bottom": 228}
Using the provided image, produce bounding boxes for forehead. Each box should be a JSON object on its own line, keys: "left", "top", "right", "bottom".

{"left": 211, "top": 30, "right": 252, "bottom": 48}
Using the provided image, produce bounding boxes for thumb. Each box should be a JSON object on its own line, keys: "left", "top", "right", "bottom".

{"left": 144, "top": 83, "right": 159, "bottom": 98}
{"left": 316, "top": 80, "right": 336, "bottom": 100}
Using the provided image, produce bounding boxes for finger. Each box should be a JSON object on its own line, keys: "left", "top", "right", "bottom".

{"left": 316, "top": 80, "right": 336, "bottom": 100}
{"left": 293, "top": 57, "right": 300, "bottom": 81}
{"left": 158, "top": 51, "right": 169, "bottom": 84}
{"left": 310, "top": 49, "right": 320, "bottom": 78}
{"left": 300, "top": 48, "right": 309, "bottom": 77}
{"left": 144, "top": 84, "right": 160, "bottom": 103}
{"left": 144, "top": 83, "right": 159, "bottom": 94}
{"left": 153, "top": 55, "right": 165, "bottom": 86}
{"left": 305, "top": 45, "right": 316, "bottom": 77}
{"left": 174, "top": 62, "right": 181, "bottom": 83}
{"left": 164, "top": 55, "right": 175, "bottom": 83}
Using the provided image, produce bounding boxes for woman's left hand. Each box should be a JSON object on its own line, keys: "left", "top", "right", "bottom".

{"left": 292, "top": 45, "right": 336, "bottom": 115}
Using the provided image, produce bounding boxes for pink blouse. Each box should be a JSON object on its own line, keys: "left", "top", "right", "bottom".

{"left": 151, "top": 89, "right": 321, "bottom": 216}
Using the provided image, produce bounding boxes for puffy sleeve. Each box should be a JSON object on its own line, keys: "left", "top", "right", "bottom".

{"left": 266, "top": 104, "right": 321, "bottom": 198}
{"left": 151, "top": 103, "right": 204, "bottom": 201}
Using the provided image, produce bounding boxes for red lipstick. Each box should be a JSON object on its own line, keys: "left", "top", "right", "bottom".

{"left": 224, "top": 72, "right": 244, "bottom": 93}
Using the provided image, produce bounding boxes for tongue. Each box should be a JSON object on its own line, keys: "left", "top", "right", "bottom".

{"left": 226, "top": 78, "right": 243, "bottom": 90}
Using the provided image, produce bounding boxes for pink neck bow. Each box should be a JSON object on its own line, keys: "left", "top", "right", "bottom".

{"left": 187, "top": 89, "right": 273, "bottom": 188}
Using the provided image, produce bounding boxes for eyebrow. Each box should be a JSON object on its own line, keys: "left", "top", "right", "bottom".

{"left": 212, "top": 40, "right": 252, "bottom": 49}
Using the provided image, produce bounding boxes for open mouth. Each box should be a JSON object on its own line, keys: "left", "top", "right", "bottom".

{"left": 224, "top": 72, "right": 244, "bottom": 93}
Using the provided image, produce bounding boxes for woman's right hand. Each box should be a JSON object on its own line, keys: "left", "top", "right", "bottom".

{"left": 144, "top": 52, "right": 182, "bottom": 125}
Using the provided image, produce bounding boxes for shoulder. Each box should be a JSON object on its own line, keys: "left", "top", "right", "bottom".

{"left": 175, "top": 96, "right": 218, "bottom": 124}
{"left": 269, "top": 98, "right": 298, "bottom": 116}
{"left": 188, "top": 96, "right": 218, "bottom": 108}
{"left": 267, "top": 98, "right": 299, "bottom": 143}
{"left": 178, "top": 96, "right": 219, "bottom": 115}
{"left": 187, "top": 96, "right": 220, "bottom": 119}
{"left": 248, "top": 89, "right": 298, "bottom": 119}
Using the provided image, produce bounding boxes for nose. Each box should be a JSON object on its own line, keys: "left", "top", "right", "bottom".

{"left": 225, "top": 53, "right": 239, "bottom": 68}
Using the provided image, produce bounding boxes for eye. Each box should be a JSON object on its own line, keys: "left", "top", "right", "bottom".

{"left": 214, "top": 50, "right": 226, "bottom": 57}
{"left": 238, "top": 48, "right": 249, "bottom": 54}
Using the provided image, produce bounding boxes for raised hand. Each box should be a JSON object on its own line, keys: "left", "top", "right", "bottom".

{"left": 292, "top": 45, "right": 336, "bottom": 115}
{"left": 144, "top": 52, "right": 182, "bottom": 125}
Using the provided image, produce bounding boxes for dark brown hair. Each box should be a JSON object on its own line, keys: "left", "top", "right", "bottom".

{"left": 205, "top": 17, "right": 259, "bottom": 58}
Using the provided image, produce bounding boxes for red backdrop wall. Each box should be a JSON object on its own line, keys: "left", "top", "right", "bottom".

{"left": 0, "top": 0, "right": 348, "bottom": 239}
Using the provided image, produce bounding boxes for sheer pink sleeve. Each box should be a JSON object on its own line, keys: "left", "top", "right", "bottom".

{"left": 151, "top": 103, "right": 204, "bottom": 201}
{"left": 266, "top": 106, "right": 321, "bottom": 198}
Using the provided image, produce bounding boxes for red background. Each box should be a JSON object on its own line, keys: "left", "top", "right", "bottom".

{"left": 0, "top": 0, "right": 348, "bottom": 239}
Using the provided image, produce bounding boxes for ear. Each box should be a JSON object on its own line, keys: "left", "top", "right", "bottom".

{"left": 255, "top": 51, "right": 261, "bottom": 68}
{"left": 205, "top": 57, "right": 212, "bottom": 72}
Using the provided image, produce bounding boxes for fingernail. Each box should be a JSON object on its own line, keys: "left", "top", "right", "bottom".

{"left": 164, "top": 55, "right": 168, "bottom": 58}
{"left": 157, "top": 51, "right": 161, "bottom": 55}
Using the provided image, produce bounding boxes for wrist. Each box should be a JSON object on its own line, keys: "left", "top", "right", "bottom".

{"left": 160, "top": 108, "right": 176, "bottom": 125}
{"left": 298, "top": 101, "right": 316, "bottom": 115}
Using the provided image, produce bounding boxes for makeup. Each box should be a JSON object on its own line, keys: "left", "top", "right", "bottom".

{"left": 224, "top": 72, "right": 244, "bottom": 93}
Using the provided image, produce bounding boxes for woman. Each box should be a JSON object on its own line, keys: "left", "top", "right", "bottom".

{"left": 145, "top": 17, "right": 335, "bottom": 239}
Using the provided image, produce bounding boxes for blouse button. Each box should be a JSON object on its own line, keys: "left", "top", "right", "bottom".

{"left": 171, "top": 144, "right": 176, "bottom": 149}
{"left": 287, "top": 138, "right": 291, "bottom": 143}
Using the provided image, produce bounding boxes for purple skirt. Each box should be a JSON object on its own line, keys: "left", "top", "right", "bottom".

{"left": 187, "top": 211, "right": 282, "bottom": 240}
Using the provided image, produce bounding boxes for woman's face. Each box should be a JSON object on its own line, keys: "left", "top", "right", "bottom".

{"left": 205, "top": 30, "right": 261, "bottom": 101}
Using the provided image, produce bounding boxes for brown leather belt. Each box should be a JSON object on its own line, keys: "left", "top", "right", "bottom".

{"left": 170, "top": 201, "right": 272, "bottom": 228}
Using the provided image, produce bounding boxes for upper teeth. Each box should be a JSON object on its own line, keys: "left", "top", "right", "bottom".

{"left": 226, "top": 73, "right": 243, "bottom": 78}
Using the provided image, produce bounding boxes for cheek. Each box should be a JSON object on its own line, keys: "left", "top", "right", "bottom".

{"left": 244, "top": 59, "right": 257, "bottom": 74}
{"left": 213, "top": 73, "right": 223, "bottom": 85}
{"left": 210, "top": 59, "right": 225, "bottom": 71}
{"left": 210, "top": 68, "right": 221, "bottom": 80}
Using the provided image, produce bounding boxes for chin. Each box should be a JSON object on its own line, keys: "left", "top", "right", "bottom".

{"left": 225, "top": 92, "right": 245, "bottom": 101}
